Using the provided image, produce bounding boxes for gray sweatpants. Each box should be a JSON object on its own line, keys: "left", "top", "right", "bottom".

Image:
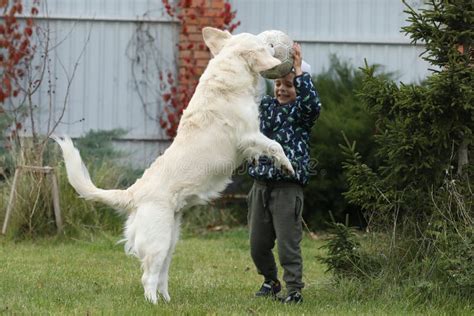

{"left": 247, "top": 180, "right": 304, "bottom": 292}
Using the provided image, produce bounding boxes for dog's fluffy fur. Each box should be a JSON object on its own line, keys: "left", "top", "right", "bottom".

{"left": 52, "top": 27, "right": 294, "bottom": 304}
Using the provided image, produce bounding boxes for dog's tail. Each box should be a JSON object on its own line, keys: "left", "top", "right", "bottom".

{"left": 51, "top": 135, "right": 134, "bottom": 214}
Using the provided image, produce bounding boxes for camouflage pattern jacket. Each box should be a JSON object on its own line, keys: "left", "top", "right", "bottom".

{"left": 248, "top": 72, "right": 322, "bottom": 186}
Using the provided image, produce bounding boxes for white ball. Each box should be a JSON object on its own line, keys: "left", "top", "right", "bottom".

{"left": 257, "top": 30, "right": 294, "bottom": 79}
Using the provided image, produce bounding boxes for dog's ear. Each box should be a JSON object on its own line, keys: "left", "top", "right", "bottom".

{"left": 242, "top": 48, "right": 281, "bottom": 73}
{"left": 202, "top": 27, "right": 232, "bottom": 56}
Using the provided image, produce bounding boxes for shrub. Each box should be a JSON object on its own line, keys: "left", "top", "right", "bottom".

{"left": 304, "top": 57, "right": 387, "bottom": 229}
{"left": 0, "top": 111, "right": 14, "bottom": 179}
{"left": 317, "top": 217, "right": 363, "bottom": 278}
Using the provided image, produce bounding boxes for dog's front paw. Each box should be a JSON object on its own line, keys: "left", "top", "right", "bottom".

{"left": 273, "top": 157, "right": 295, "bottom": 176}
{"left": 281, "top": 159, "right": 295, "bottom": 176}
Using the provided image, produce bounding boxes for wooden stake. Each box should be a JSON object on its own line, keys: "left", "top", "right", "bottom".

{"left": 50, "top": 172, "right": 63, "bottom": 233}
{"left": 1, "top": 166, "right": 63, "bottom": 235}
{"left": 2, "top": 168, "right": 20, "bottom": 235}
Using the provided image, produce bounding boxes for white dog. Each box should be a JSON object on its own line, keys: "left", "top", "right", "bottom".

{"left": 52, "top": 27, "right": 294, "bottom": 304}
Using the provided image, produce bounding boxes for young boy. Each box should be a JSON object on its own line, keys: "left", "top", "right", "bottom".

{"left": 247, "top": 43, "right": 321, "bottom": 304}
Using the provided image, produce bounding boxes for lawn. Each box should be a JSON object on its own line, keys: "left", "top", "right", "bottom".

{"left": 0, "top": 228, "right": 472, "bottom": 315}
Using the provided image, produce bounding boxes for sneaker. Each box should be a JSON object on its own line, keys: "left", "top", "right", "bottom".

{"left": 280, "top": 291, "right": 303, "bottom": 304}
{"left": 255, "top": 280, "right": 281, "bottom": 297}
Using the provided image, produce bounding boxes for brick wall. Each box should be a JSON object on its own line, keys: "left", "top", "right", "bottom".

{"left": 159, "top": 0, "right": 238, "bottom": 138}
{"left": 178, "top": 0, "right": 226, "bottom": 91}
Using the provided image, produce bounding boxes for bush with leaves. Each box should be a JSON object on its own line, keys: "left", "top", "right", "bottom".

{"left": 304, "top": 57, "right": 391, "bottom": 229}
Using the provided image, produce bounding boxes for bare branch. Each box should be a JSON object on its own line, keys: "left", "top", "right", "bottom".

{"left": 45, "top": 26, "right": 91, "bottom": 140}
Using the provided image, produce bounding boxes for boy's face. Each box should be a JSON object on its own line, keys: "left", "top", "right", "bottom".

{"left": 274, "top": 72, "right": 296, "bottom": 105}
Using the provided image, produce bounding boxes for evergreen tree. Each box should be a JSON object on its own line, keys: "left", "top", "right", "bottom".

{"left": 338, "top": 0, "right": 473, "bottom": 294}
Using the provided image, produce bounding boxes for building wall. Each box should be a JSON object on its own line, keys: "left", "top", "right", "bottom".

{"left": 16, "top": 0, "right": 431, "bottom": 168}
{"left": 229, "top": 0, "right": 430, "bottom": 83}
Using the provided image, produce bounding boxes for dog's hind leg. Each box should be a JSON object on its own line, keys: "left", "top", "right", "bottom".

{"left": 135, "top": 205, "right": 173, "bottom": 304}
{"left": 141, "top": 254, "right": 164, "bottom": 304}
{"left": 157, "top": 212, "right": 182, "bottom": 302}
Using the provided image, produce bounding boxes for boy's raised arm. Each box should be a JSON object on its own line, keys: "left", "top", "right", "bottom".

{"left": 295, "top": 72, "right": 322, "bottom": 123}
{"left": 292, "top": 43, "right": 321, "bottom": 122}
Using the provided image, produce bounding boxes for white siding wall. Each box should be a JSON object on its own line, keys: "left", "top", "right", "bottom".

{"left": 229, "top": 0, "right": 430, "bottom": 83}
{"left": 20, "top": 0, "right": 178, "bottom": 167}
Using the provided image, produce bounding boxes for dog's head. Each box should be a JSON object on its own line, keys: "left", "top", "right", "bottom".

{"left": 202, "top": 27, "right": 281, "bottom": 73}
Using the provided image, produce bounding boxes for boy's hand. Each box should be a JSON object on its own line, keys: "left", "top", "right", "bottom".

{"left": 293, "top": 43, "right": 303, "bottom": 76}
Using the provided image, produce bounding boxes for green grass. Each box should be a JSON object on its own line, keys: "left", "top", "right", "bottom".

{"left": 0, "top": 229, "right": 472, "bottom": 315}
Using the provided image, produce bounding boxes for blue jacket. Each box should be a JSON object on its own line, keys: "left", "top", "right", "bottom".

{"left": 248, "top": 72, "right": 322, "bottom": 186}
